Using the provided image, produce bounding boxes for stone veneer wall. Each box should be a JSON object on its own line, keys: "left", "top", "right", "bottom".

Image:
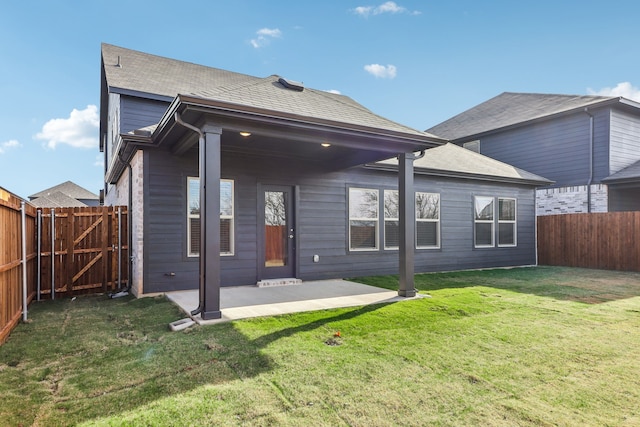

{"left": 104, "top": 150, "right": 144, "bottom": 296}
{"left": 536, "top": 184, "right": 608, "bottom": 216}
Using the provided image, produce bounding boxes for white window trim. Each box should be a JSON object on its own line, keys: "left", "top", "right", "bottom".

{"left": 463, "top": 140, "right": 480, "bottom": 153}
{"left": 349, "top": 187, "right": 379, "bottom": 252}
{"left": 474, "top": 196, "right": 495, "bottom": 248}
{"left": 187, "top": 177, "right": 235, "bottom": 257}
{"left": 498, "top": 197, "right": 517, "bottom": 247}
{"left": 416, "top": 192, "right": 440, "bottom": 249}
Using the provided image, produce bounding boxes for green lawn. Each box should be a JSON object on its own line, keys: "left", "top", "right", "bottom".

{"left": 1, "top": 266, "right": 640, "bottom": 426}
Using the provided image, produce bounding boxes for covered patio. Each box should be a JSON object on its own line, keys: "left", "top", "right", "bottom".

{"left": 167, "top": 280, "right": 424, "bottom": 325}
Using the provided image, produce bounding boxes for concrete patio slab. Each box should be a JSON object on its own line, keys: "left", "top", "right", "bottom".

{"left": 166, "top": 279, "right": 423, "bottom": 325}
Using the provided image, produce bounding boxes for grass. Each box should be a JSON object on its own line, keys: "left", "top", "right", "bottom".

{"left": 1, "top": 266, "right": 639, "bottom": 426}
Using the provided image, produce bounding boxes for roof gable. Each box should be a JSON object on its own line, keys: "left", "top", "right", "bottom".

{"left": 28, "top": 191, "right": 89, "bottom": 208}
{"left": 104, "top": 43, "right": 442, "bottom": 140}
{"left": 29, "top": 181, "right": 98, "bottom": 200}
{"left": 426, "top": 92, "right": 617, "bottom": 141}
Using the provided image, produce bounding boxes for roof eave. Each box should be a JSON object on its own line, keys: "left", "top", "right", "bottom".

{"left": 365, "top": 163, "right": 554, "bottom": 187}
{"left": 452, "top": 97, "right": 631, "bottom": 143}
{"left": 153, "top": 94, "right": 446, "bottom": 148}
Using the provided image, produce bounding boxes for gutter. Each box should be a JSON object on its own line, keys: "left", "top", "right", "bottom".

{"left": 155, "top": 94, "right": 446, "bottom": 147}
{"left": 173, "top": 111, "right": 205, "bottom": 317}
{"left": 109, "top": 150, "right": 134, "bottom": 299}
{"left": 584, "top": 107, "right": 594, "bottom": 212}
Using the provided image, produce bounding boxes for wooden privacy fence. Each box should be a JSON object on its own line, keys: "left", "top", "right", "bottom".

{"left": 1, "top": 193, "right": 128, "bottom": 345}
{"left": 0, "top": 189, "right": 37, "bottom": 345}
{"left": 537, "top": 212, "right": 640, "bottom": 272}
{"left": 38, "top": 206, "right": 128, "bottom": 298}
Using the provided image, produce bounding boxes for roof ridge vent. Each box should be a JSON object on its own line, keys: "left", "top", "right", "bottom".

{"left": 278, "top": 77, "right": 304, "bottom": 92}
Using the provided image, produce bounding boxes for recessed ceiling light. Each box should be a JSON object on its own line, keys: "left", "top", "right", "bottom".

{"left": 239, "top": 131, "right": 251, "bottom": 137}
{"left": 321, "top": 143, "right": 331, "bottom": 147}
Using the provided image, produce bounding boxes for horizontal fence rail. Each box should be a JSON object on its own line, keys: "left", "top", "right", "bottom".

{"left": 38, "top": 206, "right": 128, "bottom": 298}
{"left": 0, "top": 189, "right": 37, "bottom": 345}
{"left": 537, "top": 212, "right": 640, "bottom": 272}
{"left": 1, "top": 194, "right": 128, "bottom": 345}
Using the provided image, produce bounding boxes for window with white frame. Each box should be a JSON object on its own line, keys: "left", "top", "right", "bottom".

{"left": 498, "top": 198, "right": 516, "bottom": 246}
{"left": 416, "top": 192, "right": 440, "bottom": 248}
{"left": 474, "top": 196, "right": 494, "bottom": 247}
{"left": 384, "top": 190, "right": 399, "bottom": 249}
{"left": 187, "top": 177, "right": 234, "bottom": 257}
{"left": 463, "top": 140, "right": 480, "bottom": 153}
{"left": 349, "top": 188, "right": 379, "bottom": 251}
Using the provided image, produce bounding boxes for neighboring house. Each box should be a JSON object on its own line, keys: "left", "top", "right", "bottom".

{"left": 426, "top": 92, "right": 640, "bottom": 215}
{"left": 100, "top": 44, "right": 549, "bottom": 319}
{"left": 28, "top": 181, "right": 100, "bottom": 208}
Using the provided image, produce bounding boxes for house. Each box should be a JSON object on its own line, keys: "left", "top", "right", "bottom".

{"left": 28, "top": 181, "right": 100, "bottom": 208}
{"left": 426, "top": 92, "right": 640, "bottom": 215}
{"left": 100, "top": 44, "right": 549, "bottom": 319}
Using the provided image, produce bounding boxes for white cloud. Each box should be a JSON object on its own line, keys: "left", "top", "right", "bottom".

{"left": 0, "top": 139, "right": 21, "bottom": 154}
{"left": 250, "top": 28, "right": 282, "bottom": 48}
{"left": 364, "top": 63, "right": 397, "bottom": 79}
{"left": 377, "top": 1, "right": 405, "bottom": 14}
{"left": 587, "top": 82, "right": 640, "bottom": 102}
{"left": 325, "top": 89, "right": 342, "bottom": 94}
{"left": 35, "top": 105, "right": 99, "bottom": 149}
{"left": 354, "top": 6, "right": 374, "bottom": 16}
{"left": 94, "top": 154, "right": 103, "bottom": 168}
{"left": 352, "top": 2, "right": 418, "bottom": 17}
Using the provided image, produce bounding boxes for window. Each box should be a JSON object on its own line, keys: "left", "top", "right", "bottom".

{"left": 463, "top": 140, "right": 480, "bottom": 153}
{"left": 187, "top": 177, "right": 234, "bottom": 257}
{"left": 474, "top": 196, "right": 494, "bottom": 247}
{"left": 416, "top": 192, "right": 440, "bottom": 248}
{"left": 384, "top": 190, "right": 399, "bottom": 249}
{"left": 349, "top": 188, "right": 379, "bottom": 251}
{"left": 498, "top": 198, "right": 516, "bottom": 246}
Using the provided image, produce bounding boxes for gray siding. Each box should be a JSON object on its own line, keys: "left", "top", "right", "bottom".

{"left": 609, "top": 187, "right": 640, "bottom": 212}
{"left": 476, "top": 112, "right": 602, "bottom": 187}
{"left": 142, "top": 149, "right": 538, "bottom": 294}
{"left": 120, "top": 96, "right": 169, "bottom": 134}
{"left": 610, "top": 108, "right": 640, "bottom": 175}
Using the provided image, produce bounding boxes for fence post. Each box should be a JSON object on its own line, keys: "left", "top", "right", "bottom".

{"left": 21, "top": 201, "right": 27, "bottom": 322}
{"left": 51, "top": 208, "right": 55, "bottom": 300}
{"left": 37, "top": 210, "right": 41, "bottom": 301}
{"left": 117, "top": 207, "right": 122, "bottom": 288}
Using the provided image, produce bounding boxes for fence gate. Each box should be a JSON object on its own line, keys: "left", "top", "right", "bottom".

{"left": 38, "top": 206, "right": 128, "bottom": 298}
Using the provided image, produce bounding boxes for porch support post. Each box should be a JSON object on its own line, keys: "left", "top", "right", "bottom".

{"left": 200, "top": 124, "right": 223, "bottom": 320}
{"left": 398, "top": 152, "right": 416, "bottom": 297}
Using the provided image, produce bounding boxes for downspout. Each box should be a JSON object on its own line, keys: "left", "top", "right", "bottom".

{"left": 109, "top": 149, "right": 134, "bottom": 298}
{"left": 174, "top": 111, "right": 205, "bottom": 316}
{"left": 584, "top": 107, "right": 594, "bottom": 212}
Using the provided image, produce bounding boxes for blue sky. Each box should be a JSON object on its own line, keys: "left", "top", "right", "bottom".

{"left": 1, "top": 0, "right": 639, "bottom": 199}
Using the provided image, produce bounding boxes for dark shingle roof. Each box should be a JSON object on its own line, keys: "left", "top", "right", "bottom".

{"left": 29, "top": 181, "right": 98, "bottom": 201}
{"left": 102, "top": 43, "right": 440, "bottom": 139}
{"left": 102, "top": 43, "right": 256, "bottom": 100}
{"left": 426, "top": 92, "right": 616, "bottom": 141}
{"left": 377, "top": 143, "right": 552, "bottom": 185}
{"left": 603, "top": 159, "right": 640, "bottom": 184}
{"left": 28, "top": 191, "right": 89, "bottom": 208}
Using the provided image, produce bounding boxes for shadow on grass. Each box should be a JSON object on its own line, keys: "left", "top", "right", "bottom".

{"left": 351, "top": 266, "right": 640, "bottom": 304}
{"left": 0, "top": 294, "right": 274, "bottom": 425}
{"left": 249, "top": 302, "right": 389, "bottom": 348}
{"left": 0, "top": 292, "right": 392, "bottom": 426}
